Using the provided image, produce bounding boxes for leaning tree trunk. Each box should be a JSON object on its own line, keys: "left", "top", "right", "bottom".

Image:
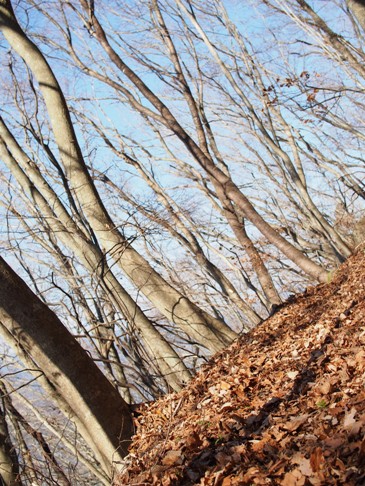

{"left": 79, "top": 0, "right": 328, "bottom": 283}
{"left": 0, "top": 256, "right": 134, "bottom": 478}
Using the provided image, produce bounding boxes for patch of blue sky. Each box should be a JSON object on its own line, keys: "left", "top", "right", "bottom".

{"left": 5, "top": 1, "right": 365, "bottom": 245}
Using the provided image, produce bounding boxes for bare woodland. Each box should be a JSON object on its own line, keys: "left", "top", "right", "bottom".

{"left": 0, "top": 0, "right": 364, "bottom": 483}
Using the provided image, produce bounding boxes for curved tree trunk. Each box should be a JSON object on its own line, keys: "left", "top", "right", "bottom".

{"left": 0, "top": 256, "right": 134, "bottom": 478}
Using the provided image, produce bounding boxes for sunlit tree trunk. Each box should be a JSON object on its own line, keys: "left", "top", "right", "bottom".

{"left": 76, "top": 0, "right": 328, "bottom": 283}
{"left": 0, "top": 256, "right": 134, "bottom": 477}
{"left": 0, "top": 381, "right": 70, "bottom": 486}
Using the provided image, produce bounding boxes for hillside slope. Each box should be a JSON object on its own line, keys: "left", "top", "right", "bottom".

{"left": 117, "top": 249, "right": 365, "bottom": 485}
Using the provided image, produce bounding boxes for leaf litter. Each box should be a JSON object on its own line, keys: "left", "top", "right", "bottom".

{"left": 116, "top": 248, "right": 365, "bottom": 485}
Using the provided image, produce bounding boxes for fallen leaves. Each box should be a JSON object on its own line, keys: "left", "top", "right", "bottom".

{"left": 116, "top": 249, "right": 365, "bottom": 485}
{"left": 282, "top": 413, "right": 310, "bottom": 432}
{"left": 343, "top": 407, "right": 364, "bottom": 436}
{"left": 287, "top": 370, "right": 299, "bottom": 380}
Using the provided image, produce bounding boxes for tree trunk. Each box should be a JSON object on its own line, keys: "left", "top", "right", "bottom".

{"left": 0, "top": 120, "right": 192, "bottom": 390}
{"left": 0, "top": 256, "right": 134, "bottom": 478}
{"left": 80, "top": 0, "right": 328, "bottom": 284}
{"left": 348, "top": 0, "right": 365, "bottom": 31}
{"left": 0, "top": 399, "right": 21, "bottom": 486}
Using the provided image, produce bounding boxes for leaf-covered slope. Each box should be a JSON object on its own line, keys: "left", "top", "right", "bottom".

{"left": 117, "top": 249, "right": 365, "bottom": 485}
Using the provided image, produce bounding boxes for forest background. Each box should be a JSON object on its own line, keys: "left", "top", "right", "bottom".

{"left": 0, "top": 0, "right": 365, "bottom": 483}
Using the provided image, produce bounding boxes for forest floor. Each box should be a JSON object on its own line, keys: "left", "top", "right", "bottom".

{"left": 116, "top": 248, "right": 365, "bottom": 485}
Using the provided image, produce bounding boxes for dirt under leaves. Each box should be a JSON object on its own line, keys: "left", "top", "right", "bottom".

{"left": 116, "top": 249, "right": 365, "bottom": 485}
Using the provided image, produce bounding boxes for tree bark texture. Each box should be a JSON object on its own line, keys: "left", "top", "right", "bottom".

{"left": 0, "top": 400, "right": 21, "bottom": 486}
{"left": 0, "top": 256, "right": 134, "bottom": 477}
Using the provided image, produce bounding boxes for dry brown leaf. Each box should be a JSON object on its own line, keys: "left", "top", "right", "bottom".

{"left": 231, "top": 444, "right": 246, "bottom": 456}
{"left": 282, "top": 414, "right": 309, "bottom": 432}
{"left": 281, "top": 469, "right": 305, "bottom": 486}
{"left": 219, "top": 381, "right": 231, "bottom": 391}
{"left": 219, "top": 402, "right": 234, "bottom": 412}
{"left": 270, "top": 427, "right": 285, "bottom": 440}
{"left": 161, "top": 450, "right": 184, "bottom": 466}
{"left": 317, "top": 381, "right": 332, "bottom": 395}
{"left": 215, "top": 451, "right": 232, "bottom": 467}
{"left": 344, "top": 407, "right": 357, "bottom": 427}
{"left": 250, "top": 437, "right": 270, "bottom": 453}
{"left": 310, "top": 447, "right": 324, "bottom": 472}
{"left": 322, "top": 436, "right": 344, "bottom": 449}
{"left": 355, "top": 349, "right": 365, "bottom": 370}
{"left": 292, "top": 452, "right": 313, "bottom": 477}
{"left": 241, "top": 467, "right": 260, "bottom": 481}
{"left": 185, "top": 431, "right": 203, "bottom": 449}
{"left": 221, "top": 476, "right": 233, "bottom": 486}
{"left": 328, "top": 406, "right": 343, "bottom": 416}
{"left": 255, "top": 355, "right": 267, "bottom": 366}
{"left": 287, "top": 371, "right": 299, "bottom": 379}
{"left": 235, "top": 385, "right": 245, "bottom": 399}
{"left": 344, "top": 407, "right": 362, "bottom": 436}
{"left": 150, "top": 464, "right": 166, "bottom": 480}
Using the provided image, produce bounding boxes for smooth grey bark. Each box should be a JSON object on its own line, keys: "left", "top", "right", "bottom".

{"left": 215, "top": 0, "right": 352, "bottom": 262}
{"left": 0, "top": 0, "right": 236, "bottom": 353}
{"left": 0, "top": 325, "right": 110, "bottom": 485}
{"left": 140, "top": 1, "right": 279, "bottom": 315}
{"left": 3, "top": 380, "right": 110, "bottom": 485}
{"left": 0, "top": 256, "right": 134, "bottom": 477}
{"left": 87, "top": 137, "right": 263, "bottom": 327}
{"left": 175, "top": 0, "right": 351, "bottom": 260}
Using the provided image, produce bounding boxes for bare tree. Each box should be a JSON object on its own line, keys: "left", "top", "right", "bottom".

{"left": 0, "top": 115, "right": 194, "bottom": 391}
{"left": 0, "top": 0, "right": 237, "bottom": 354}
{"left": 1, "top": 0, "right": 365, "bottom": 482}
